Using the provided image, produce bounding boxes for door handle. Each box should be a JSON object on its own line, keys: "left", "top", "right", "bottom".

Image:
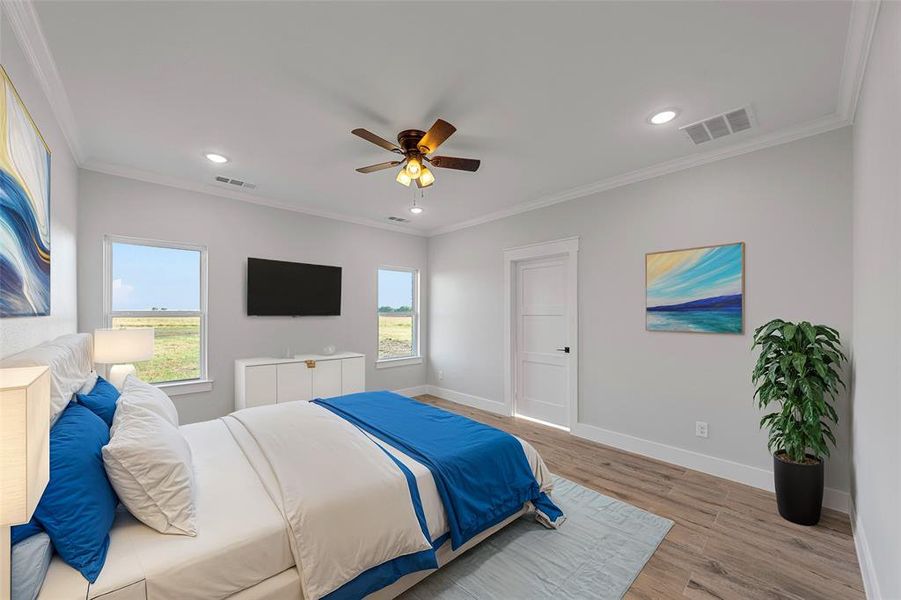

{"left": 556, "top": 347, "right": 570, "bottom": 354}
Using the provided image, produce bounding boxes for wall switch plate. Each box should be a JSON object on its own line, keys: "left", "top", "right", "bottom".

{"left": 438, "top": 370, "right": 445, "bottom": 381}
{"left": 695, "top": 421, "right": 709, "bottom": 438}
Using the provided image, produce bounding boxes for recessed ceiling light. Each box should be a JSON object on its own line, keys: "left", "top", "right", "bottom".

{"left": 649, "top": 109, "right": 679, "bottom": 125}
{"left": 205, "top": 153, "right": 229, "bottom": 164}
{"left": 409, "top": 206, "right": 424, "bottom": 215}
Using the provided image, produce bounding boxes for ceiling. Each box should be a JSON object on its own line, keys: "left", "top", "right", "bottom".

{"left": 30, "top": 1, "right": 866, "bottom": 235}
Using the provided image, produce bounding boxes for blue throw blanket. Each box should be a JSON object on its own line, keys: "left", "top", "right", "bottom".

{"left": 314, "top": 391, "right": 564, "bottom": 551}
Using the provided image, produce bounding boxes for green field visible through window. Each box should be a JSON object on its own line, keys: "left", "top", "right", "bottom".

{"left": 111, "top": 316, "right": 200, "bottom": 383}
{"left": 378, "top": 267, "right": 417, "bottom": 360}
{"left": 378, "top": 314, "right": 414, "bottom": 358}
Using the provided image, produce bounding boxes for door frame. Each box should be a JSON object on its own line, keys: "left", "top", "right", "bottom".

{"left": 503, "top": 236, "right": 579, "bottom": 429}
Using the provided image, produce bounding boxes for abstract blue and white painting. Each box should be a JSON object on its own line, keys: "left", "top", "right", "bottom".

{"left": 0, "top": 67, "right": 51, "bottom": 317}
{"left": 646, "top": 242, "right": 743, "bottom": 333}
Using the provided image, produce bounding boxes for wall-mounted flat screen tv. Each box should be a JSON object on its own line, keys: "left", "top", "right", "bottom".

{"left": 247, "top": 257, "right": 342, "bottom": 316}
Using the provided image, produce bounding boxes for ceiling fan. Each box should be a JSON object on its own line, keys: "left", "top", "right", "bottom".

{"left": 352, "top": 119, "right": 480, "bottom": 188}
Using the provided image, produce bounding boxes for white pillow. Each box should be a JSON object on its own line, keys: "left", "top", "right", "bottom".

{"left": 121, "top": 374, "right": 179, "bottom": 426}
{"left": 0, "top": 333, "right": 93, "bottom": 422}
{"left": 103, "top": 400, "right": 197, "bottom": 535}
{"left": 78, "top": 371, "right": 99, "bottom": 394}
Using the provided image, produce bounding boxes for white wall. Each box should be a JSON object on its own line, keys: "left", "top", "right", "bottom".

{"left": 77, "top": 170, "right": 428, "bottom": 423}
{"left": 850, "top": 2, "right": 901, "bottom": 597}
{"left": 429, "top": 129, "right": 853, "bottom": 497}
{"left": 0, "top": 9, "right": 79, "bottom": 357}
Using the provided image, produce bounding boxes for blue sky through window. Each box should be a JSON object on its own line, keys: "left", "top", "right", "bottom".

{"left": 378, "top": 269, "right": 414, "bottom": 310}
{"left": 112, "top": 243, "right": 200, "bottom": 311}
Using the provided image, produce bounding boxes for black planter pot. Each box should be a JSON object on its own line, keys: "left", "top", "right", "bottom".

{"left": 773, "top": 453, "right": 824, "bottom": 526}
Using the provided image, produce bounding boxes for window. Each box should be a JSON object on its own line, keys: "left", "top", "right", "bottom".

{"left": 377, "top": 267, "right": 419, "bottom": 364}
{"left": 103, "top": 236, "right": 208, "bottom": 388}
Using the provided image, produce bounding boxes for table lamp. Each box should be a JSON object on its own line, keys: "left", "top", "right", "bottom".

{"left": 0, "top": 366, "right": 50, "bottom": 600}
{"left": 93, "top": 328, "right": 155, "bottom": 390}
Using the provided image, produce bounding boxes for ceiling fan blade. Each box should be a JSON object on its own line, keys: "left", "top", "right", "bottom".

{"left": 417, "top": 119, "right": 456, "bottom": 154}
{"left": 355, "top": 160, "right": 401, "bottom": 174}
{"left": 352, "top": 128, "right": 402, "bottom": 153}
{"left": 429, "top": 156, "right": 480, "bottom": 172}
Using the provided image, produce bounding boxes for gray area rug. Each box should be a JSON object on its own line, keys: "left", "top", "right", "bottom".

{"left": 400, "top": 477, "right": 673, "bottom": 600}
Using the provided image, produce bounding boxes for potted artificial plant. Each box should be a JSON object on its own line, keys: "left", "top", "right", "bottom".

{"left": 751, "top": 319, "right": 846, "bottom": 526}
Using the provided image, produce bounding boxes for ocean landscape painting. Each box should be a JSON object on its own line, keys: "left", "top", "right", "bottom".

{"left": 0, "top": 66, "right": 51, "bottom": 318}
{"left": 646, "top": 242, "right": 743, "bottom": 333}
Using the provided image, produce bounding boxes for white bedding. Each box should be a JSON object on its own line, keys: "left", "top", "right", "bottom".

{"left": 226, "top": 406, "right": 553, "bottom": 549}
{"left": 224, "top": 400, "right": 556, "bottom": 600}
{"left": 22, "top": 331, "right": 556, "bottom": 600}
{"left": 40, "top": 404, "right": 554, "bottom": 600}
{"left": 39, "top": 419, "right": 293, "bottom": 600}
{"left": 225, "top": 402, "right": 435, "bottom": 600}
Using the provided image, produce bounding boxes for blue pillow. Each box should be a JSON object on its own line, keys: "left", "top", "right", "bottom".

{"left": 75, "top": 375, "right": 120, "bottom": 427}
{"left": 11, "top": 532, "right": 53, "bottom": 600}
{"left": 33, "top": 402, "right": 118, "bottom": 583}
{"left": 10, "top": 518, "right": 42, "bottom": 545}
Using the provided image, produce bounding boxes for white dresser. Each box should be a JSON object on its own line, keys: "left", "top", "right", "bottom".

{"left": 235, "top": 352, "right": 365, "bottom": 410}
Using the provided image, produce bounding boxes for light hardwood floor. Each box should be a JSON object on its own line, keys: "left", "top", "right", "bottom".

{"left": 416, "top": 394, "right": 865, "bottom": 600}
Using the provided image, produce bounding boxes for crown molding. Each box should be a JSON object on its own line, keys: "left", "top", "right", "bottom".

{"left": 1, "top": 0, "right": 84, "bottom": 162}
{"left": 428, "top": 1, "right": 880, "bottom": 237}
{"left": 836, "top": 0, "right": 881, "bottom": 123}
{"left": 3, "top": 0, "right": 427, "bottom": 239}
{"left": 80, "top": 160, "right": 428, "bottom": 238}
{"left": 428, "top": 113, "right": 850, "bottom": 236}
{"left": 6, "top": 0, "right": 879, "bottom": 239}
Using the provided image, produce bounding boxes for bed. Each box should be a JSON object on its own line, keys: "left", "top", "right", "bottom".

{"left": 3, "top": 334, "right": 561, "bottom": 600}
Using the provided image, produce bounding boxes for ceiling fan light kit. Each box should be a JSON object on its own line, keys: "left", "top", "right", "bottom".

{"left": 418, "top": 166, "right": 435, "bottom": 187}
{"left": 396, "top": 169, "right": 412, "bottom": 187}
{"left": 405, "top": 156, "right": 422, "bottom": 178}
{"left": 353, "top": 119, "right": 481, "bottom": 191}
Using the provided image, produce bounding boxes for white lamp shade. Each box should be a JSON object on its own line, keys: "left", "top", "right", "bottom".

{"left": 94, "top": 328, "right": 155, "bottom": 364}
{"left": 0, "top": 366, "right": 50, "bottom": 525}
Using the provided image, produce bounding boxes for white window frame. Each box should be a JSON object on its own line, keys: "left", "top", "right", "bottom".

{"left": 376, "top": 266, "right": 422, "bottom": 368}
{"left": 102, "top": 234, "right": 212, "bottom": 395}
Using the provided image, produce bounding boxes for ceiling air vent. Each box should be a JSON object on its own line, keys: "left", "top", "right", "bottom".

{"left": 725, "top": 108, "right": 751, "bottom": 132}
{"left": 704, "top": 115, "right": 730, "bottom": 139}
{"left": 680, "top": 106, "right": 754, "bottom": 145}
{"left": 213, "top": 176, "right": 257, "bottom": 190}
{"left": 387, "top": 216, "right": 410, "bottom": 223}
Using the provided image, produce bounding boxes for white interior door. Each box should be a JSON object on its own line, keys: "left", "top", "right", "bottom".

{"left": 514, "top": 254, "right": 573, "bottom": 428}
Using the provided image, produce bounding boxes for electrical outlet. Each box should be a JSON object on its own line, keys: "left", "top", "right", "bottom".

{"left": 695, "top": 421, "right": 709, "bottom": 438}
{"left": 438, "top": 370, "right": 445, "bottom": 381}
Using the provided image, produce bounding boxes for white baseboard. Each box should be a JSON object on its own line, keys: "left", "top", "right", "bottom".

{"left": 425, "top": 385, "right": 510, "bottom": 415}
{"left": 425, "top": 385, "right": 850, "bottom": 513}
{"left": 392, "top": 385, "right": 432, "bottom": 398}
{"left": 823, "top": 487, "right": 852, "bottom": 515}
{"left": 572, "top": 422, "right": 773, "bottom": 487}
{"left": 850, "top": 499, "right": 883, "bottom": 599}
{"left": 571, "top": 422, "right": 849, "bottom": 513}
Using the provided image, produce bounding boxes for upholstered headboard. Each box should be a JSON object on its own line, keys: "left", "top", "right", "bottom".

{"left": 0, "top": 333, "right": 93, "bottom": 421}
